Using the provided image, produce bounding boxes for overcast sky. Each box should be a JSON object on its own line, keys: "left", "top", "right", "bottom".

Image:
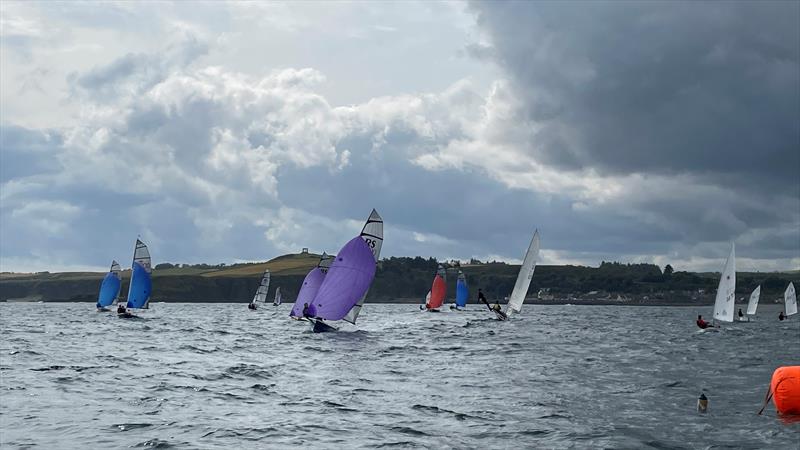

{"left": 1, "top": 1, "right": 798, "bottom": 273}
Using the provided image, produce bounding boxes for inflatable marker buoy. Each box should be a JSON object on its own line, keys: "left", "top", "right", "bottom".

{"left": 758, "top": 366, "right": 800, "bottom": 415}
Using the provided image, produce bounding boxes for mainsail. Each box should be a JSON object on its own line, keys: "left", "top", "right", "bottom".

{"left": 746, "top": 285, "right": 761, "bottom": 315}
{"left": 785, "top": 282, "right": 797, "bottom": 316}
{"left": 341, "top": 209, "right": 383, "bottom": 324}
{"left": 712, "top": 242, "right": 736, "bottom": 323}
{"left": 273, "top": 287, "right": 282, "bottom": 306}
{"left": 312, "top": 209, "right": 382, "bottom": 323}
{"left": 505, "top": 229, "right": 541, "bottom": 316}
{"left": 252, "top": 269, "right": 270, "bottom": 305}
{"left": 126, "top": 239, "right": 152, "bottom": 309}
{"left": 426, "top": 265, "right": 447, "bottom": 310}
{"left": 291, "top": 253, "right": 333, "bottom": 318}
{"left": 455, "top": 270, "right": 468, "bottom": 309}
{"left": 96, "top": 260, "right": 122, "bottom": 309}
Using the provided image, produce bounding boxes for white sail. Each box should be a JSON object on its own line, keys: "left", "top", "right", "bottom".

{"left": 133, "top": 239, "right": 152, "bottom": 273}
{"left": 252, "top": 269, "right": 270, "bottom": 304}
{"left": 746, "top": 285, "right": 760, "bottom": 315}
{"left": 273, "top": 287, "right": 282, "bottom": 306}
{"left": 110, "top": 260, "right": 121, "bottom": 275}
{"left": 505, "top": 229, "right": 541, "bottom": 316}
{"left": 785, "top": 282, "right": 797, "bottom": 316}
{"left": 712, "top": 243, "right": 736, "bottom": 323}
{"left": 342, "top": 209, "right": 383, "bottom": 325}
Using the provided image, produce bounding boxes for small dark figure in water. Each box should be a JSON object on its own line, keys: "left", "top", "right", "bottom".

{"left": 779, "top": 311, "right": 785, "bottom": 321}
{"left": 117, "top": 304, "right": 126, "bottom": 314}
{"left": 248, "top": 302, "right": 257, "bottom": 310}
{"left": 696, "top": 314, "right": 711, "bottom": 329}
{"left": 302, "top": 302, "right": 312, "bottom": 319}
{"left": 738, "top": 308, "right": 744, "bottom": 320}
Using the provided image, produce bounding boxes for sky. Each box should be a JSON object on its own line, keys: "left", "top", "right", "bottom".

{"left": 1, "top": 0, "right": 798, "bottom": 273}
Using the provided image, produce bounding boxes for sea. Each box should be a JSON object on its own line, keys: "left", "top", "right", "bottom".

{"left": 1, "top": 302, "right": 798, "bottom": 449}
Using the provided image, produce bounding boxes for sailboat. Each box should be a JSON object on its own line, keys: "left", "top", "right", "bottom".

{"left": 273, "top": 287, "right": 282, "bottom": 306}
{"left": 709, "top": 242, "right": 736, "bottom": 328}
{"left": 784, "top": 282, "right": 797, "bottom": 318}
{"left": 96, "top": 260, "right": 121, "bottom": 311}
{"left": 422, "top": 265, "right": 446, "bottom": 312}
{"left": 250, "top": 269, "right": 270, "bottom": 311}
{"left": 290, "top": 253, "right": 334, "bottom": 319}
{"left": 121, "top": 239, "right": 152, "bottom": 318}
{"left": 450, "top": 270, "right": 468, "bottom": 311}
{"left": 744, "top": 285, "right": 761, "bottom": 321}
{"left": 494, "top": 229, "right": 540, "bottom": 321}
{"left": 306, "top": 209, "right": 383, "bottom": 332}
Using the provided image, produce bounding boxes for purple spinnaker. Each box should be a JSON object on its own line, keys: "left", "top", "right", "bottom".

{"left": 310, "top": 237, "right": 377, "bottom": 321}
{"left": 290, "top": 267, "right": 325, "bottom": 318}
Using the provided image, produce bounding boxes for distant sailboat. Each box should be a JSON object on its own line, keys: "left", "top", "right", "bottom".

{"left": 122, "top": 239, "right": 152, "bottom": 317}
{"left": 306, "top": 209, "right": 383, "bottom": 332}
{"left": 744, "top": 285, "right": 761, "bottom": 320}
{"left": 449, "top": 270, "right": 468, "bottom": 310}
{"left": 785, "top": 282, "right": 797, "bottom": 318}
{"left": 423, "top": 265, "right": 446, "bottom": 312}
{"left": 711, "top": 242, "right": 736, "bottom": 326}
{"left": 250, "top": 269, "right": 270, "bottom": 311}
{"left": 290, "top": 253, "right": 334, "bottom": 319}
{"left": 273, "top": 287, "right": 282, "bottom": 306}
{"left": 96, "top": 260, "right": 121, "bottom": 311}
{"left": 498, "top": 229, "right": 541, "bottom": 321}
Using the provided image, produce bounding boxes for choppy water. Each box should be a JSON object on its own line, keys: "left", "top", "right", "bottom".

{"left": 1, "top": 303, "right": 798, "bottom": 449}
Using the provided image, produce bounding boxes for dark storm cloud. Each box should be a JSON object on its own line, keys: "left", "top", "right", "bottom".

{"left": 470, "top": 1, "right": 800, "bottom": 188}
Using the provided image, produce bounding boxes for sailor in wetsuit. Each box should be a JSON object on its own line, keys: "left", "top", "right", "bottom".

{"left": 478, "top": 289, "right": 489, "bottom": 307}
{"left": 779, "top": 311, "right": 785, "bottom": 321}
{"left": 302, "top": 303, "right": 313, "bottom": 319}
{"left": 738, "top": 308, "right": 744, "bottom": 320}
{"left": 696, "top": 314, "right": 711, "bottom": 329}
{"left": 248, "top": 302, "right": 257, "bottom": 310}
{"left": 117, "top": 303, "right": 127, "bottom": 314}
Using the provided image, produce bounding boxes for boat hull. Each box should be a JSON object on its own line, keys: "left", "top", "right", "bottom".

{"left": 312, "top": 320, "right": 338, "bottom": 333}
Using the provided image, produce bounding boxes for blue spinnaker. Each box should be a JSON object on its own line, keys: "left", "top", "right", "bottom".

{"left": 456, "top": 274, "right": 468, "bottom": 308}
{"left": 96, "top": 272, "right": 121, "bottom": 308}
{"left": 126, "top": 262, "right": 152, "bottom": 309}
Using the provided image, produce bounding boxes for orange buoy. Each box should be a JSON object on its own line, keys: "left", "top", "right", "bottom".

{"left": 770, "top": 366, "right": 800, "bottom": 415}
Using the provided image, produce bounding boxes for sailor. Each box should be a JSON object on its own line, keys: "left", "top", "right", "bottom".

{"left": 248, "top": 302, "right": 256, "bottom": 310}
{"left": 302, "top": 303, "right": 313, "bottom": 319}
{"left": 696, "top": 314, "right": 712, "bottom": 329}
{"left": 779, "top": 311, "right": 785, "bottom": 321}
{"left": 738, "top": 308, "right": 744, "bottom": 320}
{"left": 117, "top": 303, "right": 126, "bottom": 314}
{"left": 492, "top": 302, "right": 501, "bottom": 312}
{"left": 478, "top": 289, "right": 489, "bottom": 307}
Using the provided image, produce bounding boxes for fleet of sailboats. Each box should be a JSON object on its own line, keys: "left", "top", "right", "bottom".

{"left": 87, "top": 225, "right": 794, "bottom": 331}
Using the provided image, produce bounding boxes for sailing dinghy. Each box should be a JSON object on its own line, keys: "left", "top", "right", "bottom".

{"left": 742, "top": 285, "right": 761, "bottom": 321}
{"left": 96, "top": 260, "right": 122, "bottom": 311}
{"left": 785, "top": 282, "right": 797, "bottom": 319}
{"left": 121, "top": 239, "right": 152, "bottom": 318}
{"left": 250, "top": 269, "right": 270, "bottom": 311}
{"left": 495, "top": 229, "right": 540, "bottom": 321}
{"left": 422, "top": 265, "right": 446, "bottom": 312}
{"left": 306, "top": 209, "right": 383, "bottom": 332}
{"left": 273, "top": 287, "right": 282, "bottom": 306}
{"left": 290, "top": 253, "right": 333, "bottom": 320}
{"left": 450, "top": 270, "right": 468, "bottom": 311}
{"left": 707, "top": 242, "right": 735, "bottom": 330}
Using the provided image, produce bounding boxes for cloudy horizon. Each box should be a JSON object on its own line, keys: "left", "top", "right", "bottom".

{"left": 1, "top": 1, "right": 798, "bottom": 274}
